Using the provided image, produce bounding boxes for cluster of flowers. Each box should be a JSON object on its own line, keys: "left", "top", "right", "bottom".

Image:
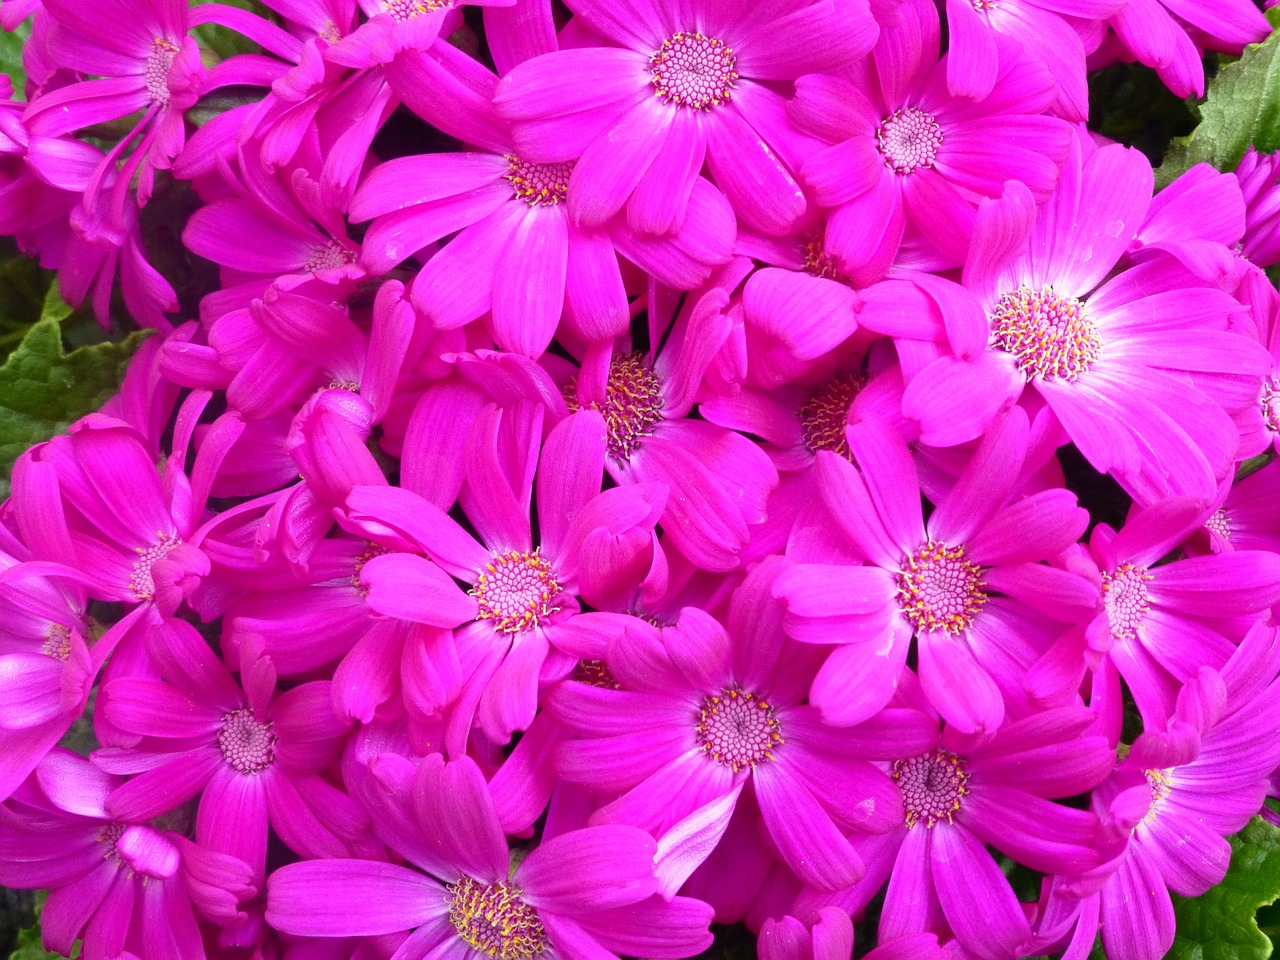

{"left": 2, "top": 0, "right": 1280, "bottom": 958}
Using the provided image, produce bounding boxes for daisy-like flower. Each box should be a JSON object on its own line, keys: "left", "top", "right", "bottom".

{"left": 494, "top": 0, "right": 878, "bottom": 237}
{"left": 97, "top": 619, "right": 367, "bottom": 883}
{"left": 775, "top": 410, "right": 1094, "bottom": 734}
{"left": 901, "top": 134, "right": 1271, "bottom": 505}
{"left": 0, "top": 750, "right": 256, "bottom": 960}
{"left": 789, "top": 0, "right": 1070, "bottom": 284}
{"left": 1236, "top": 146, "right": 1280, "bottom": 268}
{"left": 1040, "top": 622, "right": 1280, "bottom": 960}
{"left": 549, "top": 560, "right": 938, "bottom": 892}
{"left": 267, "top": 753, "right": 715, "bottom": 960}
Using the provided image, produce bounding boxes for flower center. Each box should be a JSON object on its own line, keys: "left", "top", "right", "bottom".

{"left": 972, "top": 0, "right": 998, "bottom": 9}
{"left": 1261, "top": 377, "right": 1280, "bottom": 432}
{"left": 695, "top": 687, "right": 783, "bottom": 772}
{"left": 306, "top": 240, "right": 355, "bottom": 273}
{"left": 351, "top": 543, "right": 389, "bottom": 596}
{"left": 574, "top": 658, "right": 622, "bottom": 689}
{"left": 504, "top": 155, "right": 572, "bottom": 207}
{"left": 896, "top": 541, "right": 987, "bottom": 635}
{"left": 1205, "top": 509, "right": 1232, "bottom": 542}
{"left": 799, "top": 374, "right": 868, "bottom": 457}
{"left": 145, "top": 38, "right": 179, "bottom": 107}
{"left": 383, "top": 0, "right": 448, "bottom": 20}
{"left": 649, "top": 32, "right": 738, "bottom": 110}
{"left": 800, "top": 235, "right": 851, "bottom": 284}
{"left": 1101, "top": 562, "right": 1152, "bottom": 640}
{"left": 41, "top": 624, "right": 72, "bottom": 662}
{"left": 990, "top": 285, "right": 1101, "bottom": 382}
{"left": 217, "top": 708, "right": 276, "bottom": 774}
{"left": 97, "top": 822, "right": 128, "bottom": 867}
{"left": 893, "top": 751, "right": 969, "bottom": 828}
{"left": 448, "top": 877, "right": 547, "bottom": 960}
{"left": 129, "top": 534, "right": 181, "bottom": 602}
{"left": 876, "top": 107, "right": 944, "bottom": 175}
{"left": 1139, "top": 767, "right": 1173, "bottom": 828}
{"left": 472, "top": 549, "right": 561, "bottom": 634}
{"left": 578, "top": 352, "right": 665, "bottom": 461}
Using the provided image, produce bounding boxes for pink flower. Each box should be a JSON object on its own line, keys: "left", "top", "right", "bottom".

{"left": 775, "top": 411, "right": 1093, "bottom": 734}
{"left": 494, "top": 0, "right": 878, "bottom": 236}
{"left": 266, "top": 753, "right": 715, "bottom": 960}
{"left": 902, "top": 134, "right": 1270, "bottom": 505}
{"left": 789, "top": 0, "right": 1070, "bottom": 284}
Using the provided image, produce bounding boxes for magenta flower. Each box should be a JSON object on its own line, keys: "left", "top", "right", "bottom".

{"left": 494, "top": 0, "right": 878, "bottom": 237}
{"left": 549, "top": 560, "right": 937, "bottom": 892}
{"left": 1193, "top": 460, "right": 1280, "bottom": 556}
{"left": 775, "top": 411, "right": 1094, "bottom": 734}
{"left": 342, "top": 407, "right": 661, "bottom": 749}
{"left": 1043, "top": 622, "right": 1280, "bottom": 960}
{"left": 1236, "top": 147, "right": 1280, "bottom": 268}
{"left": 902, "top": 134, "right": 1271, "bottom": 504}
{"left": 97, "top": 618, "right": 366, "bottom": 883}
{"left": 267, "top": 753, "right": 714, "bottom": 960}
{"left": 10, "top": 424, "right": 211, "bottom": 620}
{"left": 1070, "top": 497, "right": 1280, "bottom": 727}
{"left": 1231, "top": 265, "right": 1280, "bottom": 460}
{"left": 875, "top": 706, "right": 1112, "bottom": 960}
{"left": 788, "top": 0, "right": 1070, "bottom": 284}
{"left": 554, "top": 275, "right": 779, "bottom": 571}
{"left": 0, "top": 750, "right": 256, "bottom": 960}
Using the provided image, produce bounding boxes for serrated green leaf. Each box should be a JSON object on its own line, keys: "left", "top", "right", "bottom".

{"left": 1156, "top": 9, "right": 1280, "bottom": 189}
{"left": 0, "top": 284, "right": 149, "bottom": 497}
{"left": 7, "top": 893, "right": 70, "bottom": 960}
{"left": 1170, "top": 816, "right": 1280, "bottom": 960}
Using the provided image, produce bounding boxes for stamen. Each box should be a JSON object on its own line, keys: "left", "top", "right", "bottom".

{"left": 41, "top": 624, "right": 73, "bottom": 662}
{"left": 382, "top": 0, "right": 448, "bottom": 21}
{"left": 799, "top": 374, "right": 868, "bottom": 457}
{"left": 695, "top": 687, "right": 783, "bottom": 772}
{"left": 1260, "top": 377, "right": 1280, "bottom": 433}
{"left": 800, "top": 235, "right": 851, "bottom": 285}
{"left": 1139, "top": 767, "right": 1174, "bottom": 828}
{"left": 893, "top": 751, "right": 970, "bottom": 828}
{"left": 97, "top": 822, "right": 129, "bottom": 868}
{"left": 876, "top": 107, "right": 944, "bottom": 175}
{"left": 145, "top": 39, "right": 179, "bottom": 107}
{"left": 1101, "top": 562, "right": 1152, "bottom": 640}
{"left": 305, "top": 240, "right": 355, "bottom": 273}
{"left": 649, "top": 32, "right": 738, "bottom": 110}
{"left": 568, "top": 352, "right": 665, "bottom": 461}
{"left": 130, "top": 533, "right": 181, "bottom": 602}
{"left": 448, "top": 877, "right": 547, "bottom": 960}
{"left": 1204, "top": 509, "right": 1232, "bottom": 543}
{"left": 471, "top": 549, "right": 561, "bottom": 634}
{"left": 896, "top": 541, "right": 987, "bottom": 635}
{"left": 574, "top": 659, "right": 622, "bottom": 689}
{"left": 217, "top": 708, "right": 276, "bottom": 774}
{"left": 990, "top": 285, "right": 1101, "bottom": 382}
{"left": 504, "top": 156, "right": 572, "bottom": 207}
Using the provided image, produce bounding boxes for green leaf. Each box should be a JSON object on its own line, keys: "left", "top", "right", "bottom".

{"left": 191, "top": 0, "right": 269, "bottom": 61}
{"left": 7, "top": 893, "right": 70, "bottom": 960}
{"left": 0, "top": 17, "right": 31, "bottom": 98}
{"left": 1170, "top": 816, "right": 1280, "bottom": 960}
{"left": 0, "top": 283, "right": 150, "bottom": 497}
{"left": 1237, "top": 453, "right": 1275, "bottom": 481}
{"left": 1156, "top": 9, "right": 1280, "bottom": 189}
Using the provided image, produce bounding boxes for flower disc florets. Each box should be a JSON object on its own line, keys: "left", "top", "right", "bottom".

{"left": 876, "top": 107, "right": 944, "bottom": 174}
{"left": 990, "top": 285, "right": 1102, "bottom": 382}
{"left": 448, "top": 877, "right": 547, "bottom": 960}
{"left": 1261, "top": 377, "right": 1280, "bottom": 433}
{"left": 1101, "top": 562, "right": 1152, "bottom": 640}
{"left": 472, "top": 549, "right": 561, "bottom": 634}
{"left": 799, "top": 374, "right": 867, "bottom": 457}
{"left": 144, "top": 38, "right": 179, "bottom": 107}
{"left": 504, "top": 156, "right": 572, "bottom": 207}
{"left": 574, "top": 352, "right": 665, "bottom": 461}
{"left": 695, "top": 687, "right": 783, "bottom": 772}
{"left": 896, "top": 541, "right": 987, "bottom": 634}
{"left": 649, "top": 32, "right": 738, "bottom": 110}
{"left": 383, "top": 0, "right": 448, "bottom": 21}
{"left": 893, "top": 752, "right": 970, "bottom": 828}
{"left": 217, "top": 708, "right": 276, "bottom": 774}
{"left": 129, "top": 534, "right": 182, "bottom": 602}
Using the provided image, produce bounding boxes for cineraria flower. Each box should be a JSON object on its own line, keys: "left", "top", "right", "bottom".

{"left": 495, "top": 0, "right": 879, "bottom": 237}
{"left": 1191, "top": 460, "right": 1280, "bottom": 556}
{"left": 1070, "top": 496, "right": 1280, "bottom": 726}
{"left": 550, "top": 561, "right": 937, "bottom": 891}
{"left": 556, "top": 274, "right": 780, "bottom": 572}
{"left": 775, "top": 410, "right": 1093, "bottom": 734}
{"left": 942, "top": 0, "right": 1124, "bottom": 120}
{"left": 1236, "top": 147, "right": 1280, "bottom": 268}
{"left": 267, "top": 753, "right": 715, "bottom": 960}
{"left": 0, "top": 750, "right": 256, "bottom": 960}
{"left": 343, "top": 407, "right": 662, "bottom": 749}
{"left": 97, "top": 619, "right": 366, "bottom": 882}
{"left": 10, "top": 423, "right": 211, "bottom": 621}
{"left": 789, "top": 0, "right": 1071, "bottom": 283}
{"left": 875, "top": 706, "right": 1112, "bottom": 960}
{"left": 1040, "top": 622, "right": 1280, "bottom": 960}
{"left": 902, "top": 135, "right": 1270, "bottom": 505}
